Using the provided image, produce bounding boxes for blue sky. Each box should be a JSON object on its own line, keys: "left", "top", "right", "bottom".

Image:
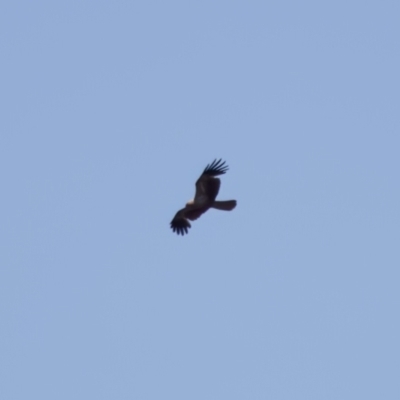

{"left": 1, "top": 1, "right": 399, "bottom": 399}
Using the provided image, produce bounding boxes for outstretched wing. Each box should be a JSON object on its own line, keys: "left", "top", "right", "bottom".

{"left": 170, "top": 206, "right": 209, "bottom": 235}
{"left": 194, "top": 159, "right": 229, "bottom": 203}
{"left": 170, "top": 208, "right": 191, "bottom": 235}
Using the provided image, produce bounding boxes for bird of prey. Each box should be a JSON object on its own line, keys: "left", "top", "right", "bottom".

{"left": 170, "top": 159, "right": 237, "bottom": 235}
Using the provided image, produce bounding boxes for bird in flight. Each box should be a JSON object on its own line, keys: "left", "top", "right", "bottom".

{"left": 170, "top": 159, "right": 237, "bottom": 235}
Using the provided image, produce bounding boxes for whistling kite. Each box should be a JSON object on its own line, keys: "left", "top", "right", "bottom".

{"left": 170, "top": 159, "right": 237, "bottom": 235}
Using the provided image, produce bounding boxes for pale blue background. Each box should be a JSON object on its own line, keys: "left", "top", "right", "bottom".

{"left": 1, "top": 1, "right": 399, "bottom": 399}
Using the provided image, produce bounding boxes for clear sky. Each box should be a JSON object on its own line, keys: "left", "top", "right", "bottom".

{"left": 1, "top": 1, "right": 399, "bottom": 399}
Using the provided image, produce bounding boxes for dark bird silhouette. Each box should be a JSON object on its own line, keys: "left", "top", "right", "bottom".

{"left": 170, "top": 159, "right": 237, "bottom": 235}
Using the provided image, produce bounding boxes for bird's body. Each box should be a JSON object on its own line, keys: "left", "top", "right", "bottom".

{"left": 170, "top": 159, "right": 237, "bottom": 235}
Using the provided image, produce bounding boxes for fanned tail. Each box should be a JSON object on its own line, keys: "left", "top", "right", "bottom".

{"left": 211, "top": 200, "right": 237, "bottom": 211}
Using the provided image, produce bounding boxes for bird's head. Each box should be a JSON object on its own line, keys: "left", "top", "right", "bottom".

{"left": 186, "top": 199, "right": 195, "bottom": 206}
